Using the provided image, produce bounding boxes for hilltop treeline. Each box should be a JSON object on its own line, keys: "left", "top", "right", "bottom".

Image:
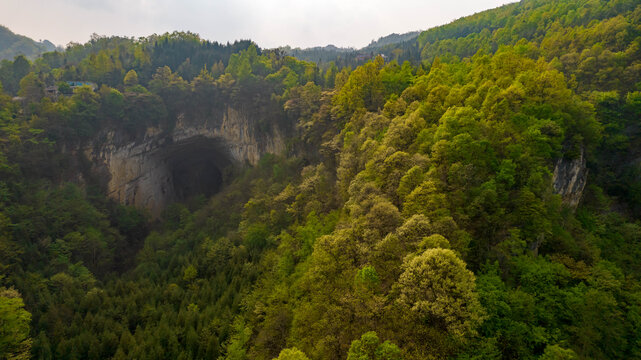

{"left": 1, "top": 0, "right": 641, "bottom": 359}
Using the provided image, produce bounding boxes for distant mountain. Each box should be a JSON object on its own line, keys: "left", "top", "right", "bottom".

{"left": 363, "top": 31, "right": 421, "bottom": 50}
{"left": 280, "top": 30, "right": 420, "bottom": 66}
{"left": 279, "top": 44, "right": 356, "bottom": 64}
{"left": 0, "top": 25, "right": 56, "bottom": 61}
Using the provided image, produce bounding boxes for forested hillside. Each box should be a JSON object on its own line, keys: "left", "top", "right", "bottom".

{"left": 1, "top": 0, "right": 641, "bottom": 359}
{"left": 0, "top": 25, "right": 55, "bottom": 61}
{"left": 280, "top": 30, "right": 420, "bottom": 67}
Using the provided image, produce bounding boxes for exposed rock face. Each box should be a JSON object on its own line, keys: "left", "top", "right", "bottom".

{"left": 86, "top": 106, "right": 286, "bottom": 217}
{"left": 552, "top": 147, "right": 588, "bottom": 209}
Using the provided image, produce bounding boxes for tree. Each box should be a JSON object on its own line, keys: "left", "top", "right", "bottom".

{"left": 99, "top": 86, "right": 125, "bottom": 120}
{"left": 123, "top": 69, "right": 139, "bottom": 87}
{"left": 0, "top": 288, "right": 32, "bottom": 359}
{"left": 123, "top": 91, "right": 167, "bottom": 132}
{"left": 223, "top": 317, "right": 252, "bottom": 360}
{"left": 70, "top": 85, "right": 101, "bottom": 137}
{"left": 274, "top": 348, "right": 310, "bottom": 360}
{"left": 57, "top": 81, "right": 72, "bottom": 95}
{"left": 149, "top": 66, "right": 186, "bottom": 93}
{"left": 397, "top": 166, "right": 424, "bottom": 202}
{"left": 540, "top": 344, "right": 578, "bottom": 360}
{"left": 333, "top": 56, "right": 385, "bottom": 119}
{"left": 347, "top": 331, "right": 402, "bottom": 360}
{"left": 183, "top": 264, "right": 197, "bottom": 282}
{"left": 5, "top": 55, "right": 31, "bottom": 94}
{"left": 18, "top": 72, "right": 44, "bottom": 102}
{"left": 396, "top": 248, "right": 483, "bottom": 337}
{"left": 12, "top": 56, "right": 30, "bottom": 80}
{"left": 148, "top": 66, "right": 188, "bottom": 115}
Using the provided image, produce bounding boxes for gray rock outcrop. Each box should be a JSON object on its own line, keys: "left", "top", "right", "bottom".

{"left": 85, "top": 106, "right": 286, "bottom": 217}
{"left": 552, "top": 147, "right": 588, "bottom": 209}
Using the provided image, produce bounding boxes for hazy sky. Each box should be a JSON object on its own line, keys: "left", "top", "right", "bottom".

{"left": 0, "top": 0, "right": 513, "bottom": 49}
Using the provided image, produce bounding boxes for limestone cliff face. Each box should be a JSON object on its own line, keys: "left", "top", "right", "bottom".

{"left": 86, "top": 106, "right": 286, "bottom": 217}
{"left": 552, "top": 147, "right": 588, "bottom": 209}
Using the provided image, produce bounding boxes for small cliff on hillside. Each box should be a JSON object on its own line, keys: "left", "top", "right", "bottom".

{"left": 85, "top": 105, "right": 286, "bottom": 217}
{"left": 553, "top": 147, "right": 588, "bottom": 209}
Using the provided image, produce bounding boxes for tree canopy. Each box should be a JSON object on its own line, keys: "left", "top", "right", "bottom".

{"left": 1, "top": 1, "right": 641, "bottom": 359}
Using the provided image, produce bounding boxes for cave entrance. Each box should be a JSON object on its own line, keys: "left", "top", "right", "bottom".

{"left": 163, "top": 136, "right": 234, "bottom": 203}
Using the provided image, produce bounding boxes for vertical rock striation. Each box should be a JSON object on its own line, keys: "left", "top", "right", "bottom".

{"left": 86, "top": 106, "right": 286, "bottom": 217}
{"left": 552, "top": 147, "right": 588, "bottom": 209}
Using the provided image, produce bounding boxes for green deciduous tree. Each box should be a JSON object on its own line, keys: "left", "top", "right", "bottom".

{"left": 274, "top": 347, "right": 310, "bottom": 360}
{"left": 123, "top": 69, "right": 139, "bottom": 87}
{"left": 347, "top": 331, "right": 402, "bottom": 360}
{"left": 18, "top": 72, "right": 44, "bottom": 102}
{"left": 0, "top": 288, "right": 32, "bottom": 360}
{"left": 396, "top": 248, "right": 483, "bottom": 337}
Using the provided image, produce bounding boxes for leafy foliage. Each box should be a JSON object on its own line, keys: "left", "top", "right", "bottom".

{"left": 1, "top": 1, "right": 641, "bottom": 359}
{"left": 0, "top": 288, "right": 32, "bottom": 359}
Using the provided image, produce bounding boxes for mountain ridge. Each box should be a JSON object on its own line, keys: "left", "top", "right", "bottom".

{"left": 1, "top": 0, "right": 641, "bottom": 359}
{"left": 0, "top": 25, "right": 56, "bottom": 60}
{"left": 279, "top": 30, "right": 422, "bottom": 64}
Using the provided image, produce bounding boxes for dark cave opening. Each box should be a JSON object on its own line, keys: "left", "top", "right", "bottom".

{"left": 164, "top": 136, "right": 233, "bottom": 203}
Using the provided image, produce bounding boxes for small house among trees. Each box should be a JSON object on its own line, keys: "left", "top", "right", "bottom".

{"left": 45, "top": 80, "right": 98, "bottom": 99}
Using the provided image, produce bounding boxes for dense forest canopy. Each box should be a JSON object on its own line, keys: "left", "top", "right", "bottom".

{"left": 1, "top": 0, "right": 641, "bottom": 359}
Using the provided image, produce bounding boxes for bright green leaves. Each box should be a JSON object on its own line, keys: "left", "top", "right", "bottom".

{"left": 381, "top": 61, "right": 414, "bottom": 97}
{"left": 355, "top": 265, "right": 381, "bottom": 291}
{"left": 123, "top": 69, "right": 139, "bottom": 87}
{"left": 223, "top": 317, "right": 252, "bottom": 360}
{"left": 402, "top": 179, "right": 447, "bottom": 218}
{"left": 397, "top": 166, "right": 424, "bottom": 202}
{"left": 540, "top": 345, "right": 578, "bottom": 360}
{"left": 397, "top": 248, "right": 483, "bottom": 338}
{"left": 274, "top": 347, "right": 310, "bottom": 360}
{"left": 226, "top": 44, "right": 272, "bottom": 82}
{"left": 347, "top": 331, "right": 402, "bottom": 360}
{"left": 333, "top": 55, "right": 386, "bottom": 120}
{"left": 182, "top": 264, "right": 197, "bottom": 283}
{"left": 3, "top": 2, "right": 641, "bottom": 359}
{"left": 0, "top": 288, "right": 32, "bottom": 360}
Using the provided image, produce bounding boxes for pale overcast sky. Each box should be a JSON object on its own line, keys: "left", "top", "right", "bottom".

{"left": 0, "top": 0, "right": 513, "bottom": 49}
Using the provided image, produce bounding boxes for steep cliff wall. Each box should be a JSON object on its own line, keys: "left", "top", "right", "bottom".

{"left": 552, "top": 147, "right": 588, "bottom": 209}
{"left": 86, "top": 106, "right": 286, "bottom": 217}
